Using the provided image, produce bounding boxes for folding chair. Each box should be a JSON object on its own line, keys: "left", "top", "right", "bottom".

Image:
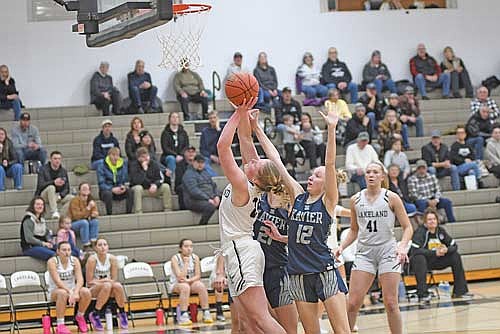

{"left": 403, "top": 242, "right": 440, "bottom": 302}
{"left": 163, "top": 261, "right": 176, "bottom": 322}
{"left": 122, "top": 262, "right": 166, "bottom": 327}
{"left": 0, "top": 274, "right": 14, "bottom": 332}
{"left": 8, "top": 271, "right": 53, "bottom": 334}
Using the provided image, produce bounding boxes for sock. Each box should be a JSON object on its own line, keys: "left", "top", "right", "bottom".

{"left": 77, "top": 311, "right": 85, "bottom": 317}
{"left": 118, "top": 307, "right": 125, "bottom": 314}
{"left": 215, "top": 302, "right": 223, "bottom": 315}
{"left": 57, "top": 318, "right": 64, "bottom": 325}
{"left": 94, "top": 307, "right": 103, "bottom": 316}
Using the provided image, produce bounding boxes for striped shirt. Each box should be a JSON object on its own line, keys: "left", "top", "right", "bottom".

{"left": 470, "top": 97, "right": 500, "bottom": 124}
{"left": 407, "top": 172, "right": 442, "bottom": 202}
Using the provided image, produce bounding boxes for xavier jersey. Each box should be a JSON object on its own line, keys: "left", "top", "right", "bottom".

{"left": 354, "top": 189, "right": 396, "bottom": 246}
{"left": 219, "top": 182, "right": 260, "bottom": 245}
{"left": 253, "top": 193, "right": 288, "bottom": 269}
{"left": 287, "top": 193, "right": 335, "bottom": 275}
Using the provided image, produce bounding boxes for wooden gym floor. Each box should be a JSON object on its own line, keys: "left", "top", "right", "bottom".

{"left": 18, "top": 281, "right": 500, "bottom": 333}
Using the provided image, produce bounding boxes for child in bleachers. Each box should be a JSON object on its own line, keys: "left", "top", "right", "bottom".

{"left": 56, "top": 216, "right": 82, "bottom": 259}
{"left": 324, "top": 88, "right": 351, "bottom": 145}
{"left": 281, "top": 114, "right": 301, "bottom": 173}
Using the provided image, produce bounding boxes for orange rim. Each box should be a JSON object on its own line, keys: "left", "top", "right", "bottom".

{"left": 172, "top": 3, "right": 212, "bottom": 15}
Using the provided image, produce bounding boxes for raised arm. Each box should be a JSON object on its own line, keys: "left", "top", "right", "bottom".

{"left": 234, "top": 98, "right": 259, "bottom": 164}
{"left": 217, "top": 109, "right": 249, "bottom": 207}
{"left": 390, "top": 192, "right": 413, "bottom": 264}
{"left": 250, "top": 111, "right": 303, "bottom": 200}
{"left": 318, "top": 108, "right": 339, "bottom": 216}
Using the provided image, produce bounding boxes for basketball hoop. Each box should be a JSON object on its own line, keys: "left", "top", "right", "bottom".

{"left": 158, "top": 3, "right": 211, "bottom": 71}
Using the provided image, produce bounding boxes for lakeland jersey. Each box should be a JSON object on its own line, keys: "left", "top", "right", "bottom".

{"left": 92, "top": 253, "right": 111, "bottom": 280}
{"left": 48, "top": 256, "right": 76, "bottom": 293}
{"left": 287, "top": 192, "right": 335, "bottom": 275}
{"left": 253, "top": 192, "right": 288, "bottom": 270}
{"left": 219, "top": 182, "right": 260, "bottom": 245}
{"left": 354, "top": 189, "right": 395, "bottom": 246}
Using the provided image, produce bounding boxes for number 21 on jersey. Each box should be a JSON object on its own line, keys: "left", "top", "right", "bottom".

{"left": 296, "top": 224, "right": 313, "bottom": 244}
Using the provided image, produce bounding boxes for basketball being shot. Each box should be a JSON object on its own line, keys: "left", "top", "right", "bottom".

{"left": 3, "top": 0, "right": 500, "bottom": 333}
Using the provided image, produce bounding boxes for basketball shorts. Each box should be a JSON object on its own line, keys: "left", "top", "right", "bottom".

{"left": 289, "top": 268, "right": 348, "bottom": 303}
{"left": 352, "top": 239, "right": 401, "bottom": 275}
{"left": 263, "top": 266, "right": 293, "bottom": 309}
{"left": 222, "top": 237, "right": 264, "bottom": 297}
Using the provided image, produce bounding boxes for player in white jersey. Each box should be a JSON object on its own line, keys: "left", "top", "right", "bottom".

{"left": 47, "top": 241, "right": 91, "bottom": 334}
{"left": 85, "top": 237, "right": 128, "bottom": 330}
{"left": 170, "top": 238, "right": 213, "bottom": 325}
{"left": 336, "top": 161, "right": 413, "bottom": 334}
{"left": 215, "top": 98, "right": 286, "bottom": 334}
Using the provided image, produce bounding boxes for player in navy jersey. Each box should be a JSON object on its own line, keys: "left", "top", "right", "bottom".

{"left": 253, "top": 191, "right": 298, "bottom": 333}
{"left": 215, "top": 98, "right": 286, "bottom": 334}
{"left": 336, "top": 161, "right": 413, "bottom": 334}
{"left": 251, "top": 106, "right": 350, "bottom": 334}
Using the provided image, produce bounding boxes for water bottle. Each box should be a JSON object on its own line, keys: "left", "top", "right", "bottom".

{"left": 155, "top": 308, "right": 165, "bottom": 326}
{"left": 189, "top": 303, "right": 198, "bottom": 323}
{"left": 398, "top": 280, "right": 406, "bottom": 302}
{"left": 105, "top": 307, "right": 113, "bottom": 331}
{"left": 438, "top": 281, "right": 451, "bottom": 301}
{"left": 42, "top": 314, "right": 51, "bottom": 334}
{"left": 364, "top": 0, "right": 371, "bottom": 10}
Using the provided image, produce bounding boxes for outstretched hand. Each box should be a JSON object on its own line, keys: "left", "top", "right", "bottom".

{"left": 317, "top": 106, "right": 339, "bottom": 128}
{"left": 248, "top": 109, "right": 260, "bottom": 130}
{"left": 229, "top": 97, "right": 259, "bottom": 116}
{"left": 263, "top": 220, "right": 287, "bottom": 243}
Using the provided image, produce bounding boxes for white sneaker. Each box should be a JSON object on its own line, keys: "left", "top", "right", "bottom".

{"left": 51, "top": 211, "right": 60, "bottom": 220}
{"left": 202, "top": 310, "right": 213, "bottom": 323}
{"left": 178, "top": 313, "right": 192, "bottom": 326}
{"left": 216, "top": 314, "right": 225, "bottom": 322}
{"left": 320, "top": 329, "right": 329, "bottom": 334}
{"left": 352, "top": 325, "right": 359, "bottom": 332}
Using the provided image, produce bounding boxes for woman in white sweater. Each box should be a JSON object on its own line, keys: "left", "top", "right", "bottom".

{"left": 297, "top": 52, "right": 328, "bottom": 99}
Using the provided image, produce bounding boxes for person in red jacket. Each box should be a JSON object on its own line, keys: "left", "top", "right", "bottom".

{"left": 409, "top": 44, "right": 450, "bottom": 100}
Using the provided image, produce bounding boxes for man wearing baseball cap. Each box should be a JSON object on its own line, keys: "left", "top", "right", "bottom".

{"left": 182, "top": 153, "right": 220, "bottom": 225}
{"left": 399, "top": 86, "right": 424, "bottom": 137}
{"left": 275, "top": 87, "right": 302, "bottom": 129}
{"left": 421, "top": 129, "right": 460, "bottom": 191}
{"left": 90, "top": 119, "right": 120, "bottom": 170}
{"left": 345, "top": 131, "right": 380, "bottom": 189}
{"left": 11, "top": 112, "right": 48, "bottom": 167}
{"left": 407, "top": 160, "right": 456, "bottom": 222}
{"left": 225, "top": 51, "right": 249, "bottom": 81}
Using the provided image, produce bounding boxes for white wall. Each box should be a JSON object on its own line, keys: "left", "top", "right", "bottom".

{"left": 2, "top": 0, "right": 499, "bottom": 107}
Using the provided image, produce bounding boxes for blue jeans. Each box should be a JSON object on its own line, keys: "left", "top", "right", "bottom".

{"left": 404, "top": 201, "right": 417, "bottom": 216}
{"left": 302, "top": 84, "right": 328, "bottom": 99}
{"left": 366, "top": 112, "right": 377, "bottom": 133}
{"left": 428, "top": 164, "right": 460, "bottom": 191}
{"left": 456, "top": 161, "right": 481, "bottom": 180}
{"left": 0, "top": 98, "right": 22, "bottom": 121}
{"left": 373, "top": 79, "right": 397, "bottom": 96}
{"left": 401, "top": 124, "right": 410, "bottom": 149}
{"left": 23, "top": 246, "right": 56, "bottom": 261}
{"left": 414, "top": 73, "right": 451, "bottom": 97}
{"left": 72, "top": 218, "right": 99, "bottom": 245}
{"left": 0, "top": 163, "right": 23, "bottom": 191}
{"left": 257, "top": 88, "right": 281, "bottom": 105}
{"left": 351, "top": 173, "right": 366, "bottom": 190}
{"left": 91, "top": 159, "right": 103, "bottom": 170}
{"left": 203, "top": 157, "right": 218, "bottom": 177}
{"left": 326, "top": 82, "right": 358, "bottom": 103}
{"left": 16, "top": 147, "right": 47, "bottom": 165}
{"left": 402, "top": 116, "right": 424, "bottom": 137}
{"left": 415, "top": 197, "right": 456, "bottom": 222}
{"left": 163, "top": 155, "right": 177, "bottom": 173}
{"left": 130, "top": 85, "right": 159, "bottom": 108}
{"left": 466, "top": 137, "right": 485, "bottom": 160}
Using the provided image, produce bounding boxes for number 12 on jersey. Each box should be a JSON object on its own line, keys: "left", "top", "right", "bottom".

{"left": 366, "top": 220, "right": 378, "bottom": 232}
{"left": 296, "top": 224, "right": 313, "bottom": 244}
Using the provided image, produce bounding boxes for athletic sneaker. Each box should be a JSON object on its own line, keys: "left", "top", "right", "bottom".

{"left": 454, "top": 292, "right": 474, "bottom": 300}
{"left": 56, "top": 324, "right": 71, "bottom": 334}
{"left": 216, "top": 314, "right": 226, "bottom": 322}
{"left": 117, "top": 311, "right": 128, "bottom": 329}
{"left": 202, "top": 310, "right": 213, "bottom": 324}
{"left": 178, "top": 313, "right": 192, "bottom": 326}
{"left": 88, "top": 311, "right": 104, "bottom": 331}
{"left": 74, "top": 314, "right": 88, "bottom": 333}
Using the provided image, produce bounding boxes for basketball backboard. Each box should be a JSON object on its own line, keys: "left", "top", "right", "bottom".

{"left": 54, "top": 0, "right": 173, "bottom": 47}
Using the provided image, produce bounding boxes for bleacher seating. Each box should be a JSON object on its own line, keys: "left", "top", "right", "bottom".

{"left": 0, "top": 94, "right": 499, "bottom": 319}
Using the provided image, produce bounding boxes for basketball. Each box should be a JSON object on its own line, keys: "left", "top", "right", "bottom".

{"left": 224, "top": 72, "right": 260, "bottom": 106}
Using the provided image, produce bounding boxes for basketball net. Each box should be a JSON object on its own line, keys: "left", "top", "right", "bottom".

{"left": 158, "top": 3, "right": 211, "bottom": 71}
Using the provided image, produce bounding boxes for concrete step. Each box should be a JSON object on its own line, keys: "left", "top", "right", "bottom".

{"left": 395, "top": 219, "right": 500, "bottom": 240}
